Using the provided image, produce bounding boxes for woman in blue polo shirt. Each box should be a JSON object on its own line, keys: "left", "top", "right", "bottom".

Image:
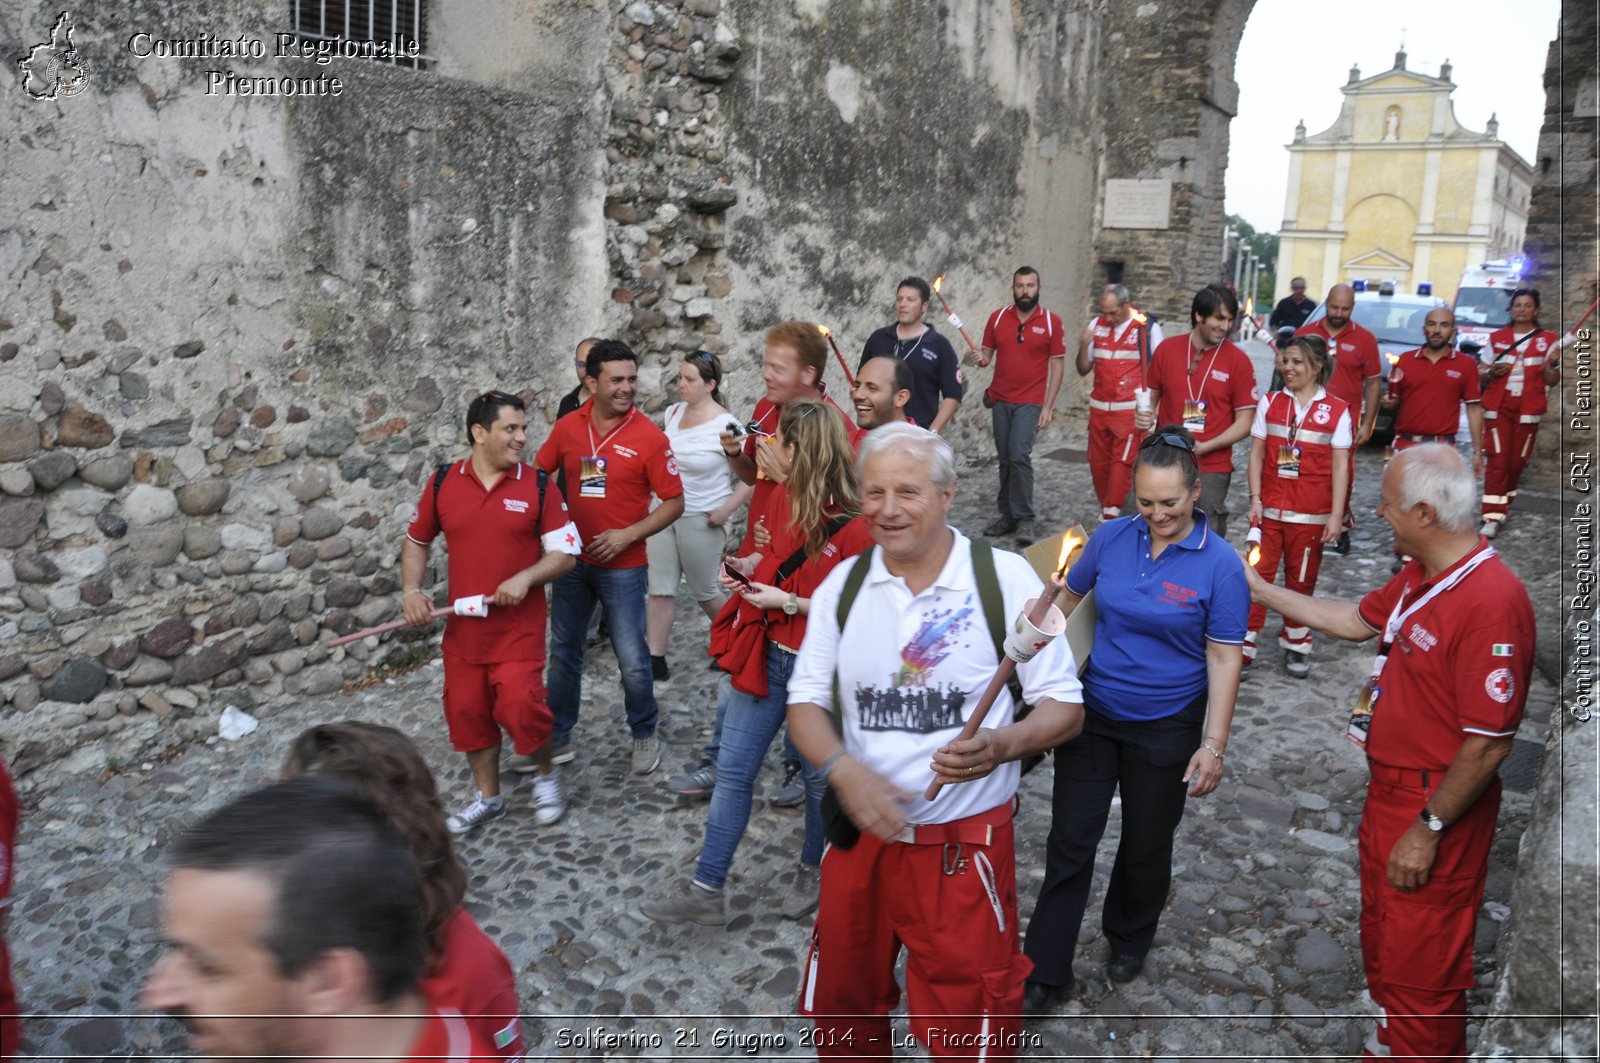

{"left": 1021, "top": 425, "right": 1248, "bottom": 1014}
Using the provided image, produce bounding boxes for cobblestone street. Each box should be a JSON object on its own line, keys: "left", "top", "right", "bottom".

{"left": 8, "top": 346, "right": 1564, "bottom": 1060}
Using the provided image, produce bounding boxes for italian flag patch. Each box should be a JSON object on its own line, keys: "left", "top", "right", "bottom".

{"left": 1492, "top": 643, "right": 1514, "bottom": 657}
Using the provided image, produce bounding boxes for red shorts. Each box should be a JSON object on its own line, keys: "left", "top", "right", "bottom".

{"left": 441, "top": 654, "right": 552, "bottom": 755}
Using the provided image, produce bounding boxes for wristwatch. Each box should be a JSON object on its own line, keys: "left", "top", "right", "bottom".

{"left": 782, "top": 592, "right": 799, "bottom": 615}
{"left": 1419, "top": 807, "right": 1446, "bottom": 833}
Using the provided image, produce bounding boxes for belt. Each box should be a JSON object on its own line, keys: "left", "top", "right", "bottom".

{"left": 891, "top": 798, "right": 1014, "bottom": 846}
{"left": 1262, "top": 506, "right": 1332, "bottom": 525}
{"left": 773, "top": 641, "right": 800, "bottom": 655}
{"left": 1089, "top": 398, "right": 1138, "bottom": 411}
{"left": 1396, "top": 432, "right": 1454, "bottom": 444}
{"left": 1367, "top": 762, "right": 1436, "bottom": 789}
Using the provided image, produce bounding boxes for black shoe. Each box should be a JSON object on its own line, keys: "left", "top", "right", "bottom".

{"left": 651, "top": 655, "right": 670, "bottom": 681}
{"left": 982, "top": 516, "right": 1018, "bottom": 537}
{"left": 1022, "top": 978, "right": 1073, "bottom": 1016}
{"left": 1107, "top": 952, "right": 1145, "bottom": 983}
{"left": 1333, "top": 531, "right": 1351, "bottom": 556}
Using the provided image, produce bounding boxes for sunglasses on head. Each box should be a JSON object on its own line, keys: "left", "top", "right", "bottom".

{"left": 1139, "top": 432, "right": 1195, "bottom": 453}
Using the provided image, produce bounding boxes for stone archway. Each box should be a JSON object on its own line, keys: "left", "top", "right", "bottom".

{"left": 1092, "top": 0, "right": 1257, "bottom": 326}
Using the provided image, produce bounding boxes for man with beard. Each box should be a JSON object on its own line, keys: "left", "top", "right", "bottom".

{"left": 1382, "top": 308, "right": 1483, "bottom": 472}
{"left": 1269, "top": 277, "right": 1316, "bottom": 334}
{"left": 1297, "top": 284, "right": 1382, "bottom": 553}
{"left": 858, "top": 276, "right": 963, "bottom": 432}
{"left": 852, "top": 355, "right": 912, "bottom": 431}
{"left": 142, "top": 777, "right": 495, "bottom": 1062}
{"left": 1137, "top": 284, "right": 1259, "bottom": 538}
{"left": 537, "top": 340, "right": 685, "bottom": 775}
{"left": 977, "top": 267, "right": 1067, "bottom": 544}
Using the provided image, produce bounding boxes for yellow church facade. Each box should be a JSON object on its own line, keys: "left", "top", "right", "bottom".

{"left": 1274, "top": 51, "right": 1532, "bottom": 304}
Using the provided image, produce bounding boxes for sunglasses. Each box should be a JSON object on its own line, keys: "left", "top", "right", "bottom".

{"left": 1139, "top": 432, "right": 1195, "bottom": 453}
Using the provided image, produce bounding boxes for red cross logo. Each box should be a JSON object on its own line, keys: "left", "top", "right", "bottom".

{"left": 1484, "top": 667, "right": 1515, "bottom": 704}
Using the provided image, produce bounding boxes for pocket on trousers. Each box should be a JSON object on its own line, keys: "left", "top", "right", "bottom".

{"left": 980, "top": 952, "right": 1034, "bottom": 1020}
{"left": 1378, "top": 874, "right": 1481, "bottom": 991}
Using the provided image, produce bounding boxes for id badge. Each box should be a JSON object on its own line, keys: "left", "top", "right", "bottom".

{"left": 579, "top": 455, "right": 608, "bottom": 498}
{"left": 1508, "top": 375, "right": 1523, "bottom": 397}
{"left": 1182, "top": 399, "right": 1207, "bottom": 431}
{"left": 1346, "top": 678, "right": 1379, "bottom": 749}
{"left": 1276, "top": 445, "right": 1302, "bottom": 479}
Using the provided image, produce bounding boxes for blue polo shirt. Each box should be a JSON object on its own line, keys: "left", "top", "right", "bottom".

{"left": 1065, "top": 510, "right": 1248, "bottom": 721}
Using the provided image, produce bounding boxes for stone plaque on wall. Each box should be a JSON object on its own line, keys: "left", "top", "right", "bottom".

{"left": 1103, "top": 179, "right": 1173, "bottom": 230}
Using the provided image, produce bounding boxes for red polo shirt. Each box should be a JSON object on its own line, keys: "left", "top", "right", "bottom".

{"left": 403, "top": 1007, "right": 500, "bottom": 1061}
{"left": 1357, "top": 543, "right": 1534, "bottom": 770}
{"left": 1390, "top": 348, "right": 1480, "bottom": 437}
{"left": 535, "top": 402, "right": 683, "bottom": 569}
{"left": 753, "top": 490, "right": 874, "bottom": 650}
{"left": 982, "top": 304, "right": 1066, "bottom": 405}
{"left": 420, "top": 908, "right": 523, "bottom": 1060}
{"left": 735, "top": 392, "right": 858, "bottom": 555}
{"left": 1148, "top": 335, "right": 1260, "bottom": 473}
{"left": 1297, "top": 319, "right": 1381, "bottom": 423}
{"left": 406, "top": 460, "right": 578, "bottom": 664}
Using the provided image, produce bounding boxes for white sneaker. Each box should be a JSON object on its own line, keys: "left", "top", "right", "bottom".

{"left": 446, "top": 792, "right": 505, "bottom": 835}
{"left": 1480, "top": 521, "right": 1498, "bottom": 539}
{"left": 532, "top": 768, "right": 566, "bottom": 826}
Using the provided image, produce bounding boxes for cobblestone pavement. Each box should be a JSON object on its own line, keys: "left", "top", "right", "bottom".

{"left": 8, "top": 340, "right": 1564, "bottom": 1060}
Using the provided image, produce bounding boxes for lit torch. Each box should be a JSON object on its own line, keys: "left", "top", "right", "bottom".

{"left": 328, "top": 594, "right": 490, "bottom": 647}
{"left": 1385, "top": 352, "right": 1401, "bottom": 399}
{"left": 931, "top": 274, "right": 982, "bottom": 356}
{"left": 817, "top": 324, "right": 857, "bottom": 388}
{"left": 925, "top": 527, "right": 1083, "bottom": 800}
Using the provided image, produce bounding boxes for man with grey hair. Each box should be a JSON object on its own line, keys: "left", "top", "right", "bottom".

{"left": 786, "top": 422, "right": 1085, "bottom": 1059}
{"left": 1244, "top": 443, "right": 1533, "bottom": 1061}
{"left": 1077, "top": 283, "right": 1165, "bottom": 521}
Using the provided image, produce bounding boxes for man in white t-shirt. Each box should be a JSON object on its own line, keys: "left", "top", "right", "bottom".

{"left": 786, "top": 423, "right": 1085, "bottom": 1060}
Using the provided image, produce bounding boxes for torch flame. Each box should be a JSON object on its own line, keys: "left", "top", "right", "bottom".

{"left": 1386, "top": 352, "right": 1399, "bottom": 365}
{"left": 933, "top": 274, "right": 945, "bottom": 293}
{"left": 817, "top": 324, "right": 831, "bottom": 338}
{"left": 1054, "top": 525, "right": 1088, "bottom": 578}
{"left": 1248, "top": 544, "right": 1262, "bottom": 566}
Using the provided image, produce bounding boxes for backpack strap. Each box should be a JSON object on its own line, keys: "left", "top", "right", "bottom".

{"left": 431, "top": 463, "right": 451, "bottom": 513}
{"left": 971, "top": 539, "right": 1029, "bottom": 719}
{"left": 829, "top": 545, "right": 876, "bottom": 735}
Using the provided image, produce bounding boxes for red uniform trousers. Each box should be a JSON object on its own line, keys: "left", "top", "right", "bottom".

{"left": 800, "top": 803, "right": 1032, "bottom": 1061}
{"left": 441, "top": 654, "right": 553, "bottom": 754}
{"left": 1245, "top": 517, "right": 1325, "bottom": 661}
{"left": 1087, "top": 407, "right": 1141, "bottom": 519}
{"left": 1480, "top": 410, "right": 1540, "bottom": 528}
{"left": 1359, "top": 766, "right": 1499, "bottom": 1062}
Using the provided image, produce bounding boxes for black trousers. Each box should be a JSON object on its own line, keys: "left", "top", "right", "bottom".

{"left": 1022, "top": 693, "right": 1205, "bottom": 986}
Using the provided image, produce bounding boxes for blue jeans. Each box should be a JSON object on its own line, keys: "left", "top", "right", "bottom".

{"left": 695, "top": 645, "right": 825, "bottom": 888}
{"left": 701, "top": 672, "right": 802, "bottom": 777}
{"left": 992, "top": 400, "right": 1040, "bottom": 522}
{"left": 547, "top": 561, "right": 658, "bottom": 743}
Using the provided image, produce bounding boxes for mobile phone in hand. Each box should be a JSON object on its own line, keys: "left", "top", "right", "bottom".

{"left": 722, "top": 560, "right": 752, "bottom": 588}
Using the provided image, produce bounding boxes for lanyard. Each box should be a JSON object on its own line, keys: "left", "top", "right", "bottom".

{"left": 586, "top": 407, "right": 635, "bottom": 455}
{"left": 1369, "top": 547, "right": 1497, "bottom": 683}
{"left": 1279, "top": 389, "right": 1321, "bottom": 448}
{"left": 894, "top": 325, "right": 927, "bottom": 361}
{"left": 1185, "top": 336, "right": 1222, "bottom": 404}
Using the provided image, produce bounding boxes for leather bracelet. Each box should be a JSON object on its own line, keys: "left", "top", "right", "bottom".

{"left": 820, "top": 749, "right": 849, "bottom": 779}
{"left": 1201, "top": 742, "right": 1225, "bottom": 762}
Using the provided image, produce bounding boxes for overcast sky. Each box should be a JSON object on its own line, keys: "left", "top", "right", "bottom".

{"left": 1226, "top": 0, "right": 1561, "bottom": 235}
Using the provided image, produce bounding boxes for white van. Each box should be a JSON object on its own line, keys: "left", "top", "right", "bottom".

{"left": 1453, "top": 259, "right": 1524, "bottom": 351}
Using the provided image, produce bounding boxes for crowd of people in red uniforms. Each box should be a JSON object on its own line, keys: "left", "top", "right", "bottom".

{"left": 0, "top": 270, "right": 1568, "bottom": 1063}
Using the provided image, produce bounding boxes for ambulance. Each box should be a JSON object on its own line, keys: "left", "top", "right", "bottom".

{"left": 1453, "top": 259, "right": 1525, "bottom": 351}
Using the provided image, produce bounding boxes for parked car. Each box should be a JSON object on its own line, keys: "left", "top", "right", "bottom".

{"left": 1302, "top": 286, "right": 1449, "bottom": 444}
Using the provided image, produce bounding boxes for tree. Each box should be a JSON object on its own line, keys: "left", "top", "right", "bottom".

{"left": 1227, "top": 214, "right": 1278, "bottom": 310}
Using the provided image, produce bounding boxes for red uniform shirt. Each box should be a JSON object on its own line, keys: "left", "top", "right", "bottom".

{"left": 535, "top": 403, "right": 683, "bottom": 569}
{"left": 406, "top": 461, "right": 578, "bottom": 664}
{"left": 752, "top": 492, "right": 874, "bottom": 649}
{"left": 982, "top": 304, "right": 1066, "bottom": 405}
{"left": 1482, "top": 327, "right": 1559, "bottom": 418}
{"left": 1357, "top": 543, "right": 1534, "bottom": 770}
{"left": 1296, "top": 319, "right": 1381, "bottom": 424}
{"left": 420, "top": 908, "right": 523, "bottom": 1060}
{"left": 404, "top": 1007, "right": 501, "bottom": 1062}
{"left": 735, "top": 393, "right": 858, "bottom": 555}
{"left": 1390, "top": 348, "right": 1480, "bottom": 437}
{"left": 1088, "top": 310, "right": 1154, "bottom": 404}
{"left": 1253, "top": 388, "right": 1352, "bottom": 518}
{"left": 1148, "top": 335, "right": 1259, "bottom": 473}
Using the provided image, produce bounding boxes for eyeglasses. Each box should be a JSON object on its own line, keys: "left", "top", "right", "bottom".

{"left": 1016, "top": 325, "right": 1027, "bottom": 344}
{"left": 1139, "top": 432, "right": 1194, "bottom": 453}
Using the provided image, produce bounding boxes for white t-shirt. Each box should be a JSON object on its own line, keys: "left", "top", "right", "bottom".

{"left": 789, "top": 531, "right": 1083, "bottom": 825}
{"left": 661, "top": 402, "right": 737, "bottom": 513}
